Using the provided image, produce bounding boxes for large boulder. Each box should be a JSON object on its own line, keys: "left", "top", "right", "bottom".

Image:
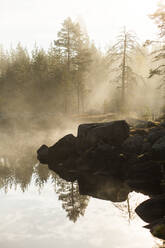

{"left": 135, "top": 194, "right": 165, "bottom": 223}
{"left": 152, "top": 136, "right": 165, "bottom": 160}
{"left": 48, "top": 134, "right": 78, "bottom": 165}
{"left": 77, "top": 120, "right": 129, "bottom": 149}
{"left": 122, "top": 134, "right": 143, "bottom": 154}
{"left": 144, "top": 218, "right": 165, "bottom": 240}
{"left": 142, "top": 141, "right": 152, "bottom": 153}
{"left": 37, "top": 135, "right": 79, "bottom": 178}
{"left": 37, "top": 144, "right": 49, "bottom": 164}
{"left": 76, "top": 142, "right": 124, "bottom": 177}
{"left": 147, "top": 128, "right": 165, "bottom": 145}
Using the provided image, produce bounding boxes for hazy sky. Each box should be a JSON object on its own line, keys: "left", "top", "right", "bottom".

{"left": 0, "top": 0, "right": 161, "bottom": 51}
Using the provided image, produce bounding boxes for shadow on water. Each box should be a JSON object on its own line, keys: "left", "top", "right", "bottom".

{"left": 2, "top": 118, "right": 165, "bottom": 248}
{"left": 0, "top": 142, "right": 148, "bottom": 225}
{"left": 0, "top": 130, "right": 144, "bottom": 225}
{"left": 0, "top": 149, "right": 148, "bottom": 225}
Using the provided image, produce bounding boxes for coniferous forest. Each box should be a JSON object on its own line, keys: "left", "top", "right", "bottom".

{"left": 2, "top": 3, "right": 165, "bottom": 247}
{"left": 1, "top": 10, "right": 165, "bottom": 123}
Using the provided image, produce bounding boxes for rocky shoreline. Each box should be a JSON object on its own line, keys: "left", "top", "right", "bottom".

{"left": 37, "top": 118, "right": 165, "bottom": 240}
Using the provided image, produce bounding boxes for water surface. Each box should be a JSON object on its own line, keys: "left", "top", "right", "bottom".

{"left": 0, "top": 126, "right": 161, "bottom": 248}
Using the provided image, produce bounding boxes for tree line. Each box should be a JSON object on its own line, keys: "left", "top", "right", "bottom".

{"left": 0, "top": 11, "right": 165, "bottom": 118}
{"left": 0, "top": 17, "right": 106, "bottom": 116}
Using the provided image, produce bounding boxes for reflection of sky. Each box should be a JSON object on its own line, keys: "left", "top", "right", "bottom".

{"left": 0, "top": 183, "right": 155, "bottom": 248}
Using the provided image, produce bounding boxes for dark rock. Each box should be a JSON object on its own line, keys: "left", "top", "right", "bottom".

{"left": 151, "top": 223, "right": 165, "bottom": 240}
{"left": 130, "top": 128, "right": 148, "bottom": 136}
{"left": 160, "top": 121, "right": 165, "bottom": 127}
{"left": 48, "top": 134, "right": 78, "bottom": 165}
{"left": 135, "top": 194, "right": 165, "bottom": 223}
{"left": 147, "top": 128, "right": 165, "bottom": 145}
{"left": 77, "top": 120, "right": 129, "bottom": 148}
{"left": 127, "top": 180, "right": 162, "bottom": 196}
{"left": 127, "top": 161, "right": 162, "bottom": 183}
{"left": 52, "top": 166, "right": 77, "bottom": 182}
{"left": 76, "top": 142, "right": 124, "bottom": 178}
{"left": 144, "top": 218, "right": 165, "bottom": 240}
{"left": 144, "top": 217, "right": 165, "bottom": 229}
{"left": 37, "top": 144, "right": 49, "bottom": 164}
{"left": 126, "top": 118, "right": 156, "bottom": 128}
{"left": 42, "top": 134, "right": 80, "bottom": 178}
{"left": 147, "top": 121, "right": 157, "bottom": 128}
{"left": 122, "top": 135, "right": 143, "bottom": 154}
{"left": 152, "top": 136, "right": 165, "bottom": 160}
{"left": 142, "top": 141, "right": 152, "bottom": 153}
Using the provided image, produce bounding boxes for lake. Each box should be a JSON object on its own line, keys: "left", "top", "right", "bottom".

{"left": 0, "top": 122, "right": 162, "bottom": 248}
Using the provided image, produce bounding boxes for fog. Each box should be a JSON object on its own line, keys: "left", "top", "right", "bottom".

{"left": 1, "top": 3, "right": 165, "bottom": 247}
{"left": 0, "top": 10, "right": 164, "bottom": 166}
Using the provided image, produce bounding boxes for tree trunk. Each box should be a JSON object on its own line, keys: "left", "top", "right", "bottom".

{"left": 77, "top": 80, "right": 80, "bottom": 114}
{"left": 121, "top": 32, "right": 127, "bottom": 112}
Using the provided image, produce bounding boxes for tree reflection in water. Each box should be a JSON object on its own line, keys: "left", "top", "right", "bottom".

{"left": 0, "top": 154, "right": 89, "bottom": 222}
{"left": 0, "top": 146, "right": 150, "bottom": 225}
{"left": 0, "top": 157, "right": 33, "bottom": 193}
{"left": 57, "top": 180, "right": 89, "bottom": 222}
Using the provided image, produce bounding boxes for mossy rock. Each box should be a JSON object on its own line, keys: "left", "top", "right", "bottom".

{"left": 151, "top": 224, "right": 165, "bottom": 239}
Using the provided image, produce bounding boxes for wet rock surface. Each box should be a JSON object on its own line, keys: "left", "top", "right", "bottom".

{"left": 37, "top": 118, "right": 165, "bottom": 240}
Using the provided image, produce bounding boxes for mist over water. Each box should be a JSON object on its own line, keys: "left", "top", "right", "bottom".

{"left": 0, "top": 120, "right": 157, "bottom": 248}
{"left": 1, "top": 2, "right": 165, "bottom": 247}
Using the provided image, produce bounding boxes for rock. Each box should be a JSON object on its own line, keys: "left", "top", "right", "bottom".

{"left": 126, "top": 118, "right": 156, "bottom": 128}
{"left": 36, "top": 118, "right": 165, "bottom": 241}
{"left": 144, "top": 218, "right": 165, "bottom": 240}
{"left": 144, "top": 217, "right": 165, "bottom": 240}
{"left": 147, "top": 128, "right": 165, "bottom": 145}
{"left": 151, "top": 223, "right": 165, "bottom": 240}
{"left": 122, "top": 135, "right": 143, "bottom": 154}
{"left": 77, "top": 120, "right": 129, "bottom": 148}
{"left": 130, "top": 128, "right": 148, "bottom": 136}
{"left": 46, "top": 134, "right": 79, "bottom": 177}
{"left": 152, "top": 136, "right": 165, "bottom": 160}
{"left": 127, "top": 161, "right": 162, "bottom": 182}
{"left": 77, "top": 122, "right": 99, "bottom": 138}
{"left": 160, "top": 121, "right": 165, "bottom": 127}
{"left": 144, "top": 218, "right": 165, "bottom": 229}
{"left": 37, "top": 144, "right": 49, "bottom": 164}
{"left": 147, "top": 121, "right": 157, "bottom": 128}
{"left": 125, "top": 158, "right": 162, "bottom": 196}
{"left": 48, "top": 134, "right": 78, "bottom": 165}
{"left": 127, "top": 180, "right": 162, "bottom": 196}
{"left": 135, "top": 194, "right": 165, "bottom": 223}
{"left": 76, "top": 142, "right": 124, "bottom": 178}
{"left": 142, "top": 141, "right": 152, "bottom": 153}
{"left": 52, "top": 166, "right": 77, "bottom": 182}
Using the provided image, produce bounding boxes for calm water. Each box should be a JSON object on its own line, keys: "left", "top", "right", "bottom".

{"left": 0, "top": 126, "right": 162, "bottom": 248}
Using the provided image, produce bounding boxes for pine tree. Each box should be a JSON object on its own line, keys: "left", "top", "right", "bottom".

{"left": 107, "top": 28, "right": 144, "bottom": 113}
{"left": 54, "top": 17, "right": 92, "bottom": 114}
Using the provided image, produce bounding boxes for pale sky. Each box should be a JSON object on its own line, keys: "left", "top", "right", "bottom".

{"left": 0, "top": 0, "right": 162, "bottom": 51}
